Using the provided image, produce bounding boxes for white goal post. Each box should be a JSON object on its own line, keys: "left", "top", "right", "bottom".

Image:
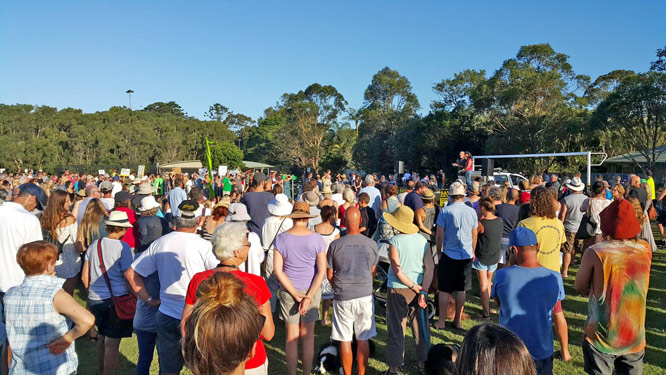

{"left": 473, "top": 151, "right": 608, "bottom": 187}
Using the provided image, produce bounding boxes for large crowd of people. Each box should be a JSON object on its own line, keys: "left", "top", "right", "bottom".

{"left": 0, "top": 160, "right": 661, "bottom": 375}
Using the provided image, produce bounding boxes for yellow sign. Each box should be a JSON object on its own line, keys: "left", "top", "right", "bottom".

{"left": 172, "top": 167, "right": 182, "bottom": 175}
{"left": 439, "top": 189, "right": 449, "bottom": 207}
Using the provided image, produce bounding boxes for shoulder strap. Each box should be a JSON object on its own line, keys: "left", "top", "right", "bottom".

{"left": 97, "top": 239, "right": 115, "bottom": 299}
{"left": 268, "top": 218, "right": 287, "bottom": 250}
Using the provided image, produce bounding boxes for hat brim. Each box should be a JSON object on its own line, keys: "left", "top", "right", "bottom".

{"left": 268, "top": 204, "right": 292, "bottom": 217}
{"left": 382, "top": 212, "right": 419, "bottom": 235}
{"left": 304, "top": 197, "right": 320, "bottom": 207}
{"left": 104, "top": 220, "right": 134, "bottom": 228}
{"left": 229, "top": 214, "right": 252, "bottom": 222}
{"left": 139, "top": 204, "right": 161, "bottom": 212}
{"left": 288, "top": 211, "right": 318, "bottom": 219}
{"left": 567, "top": 184, "right": 585, "bottom": 192}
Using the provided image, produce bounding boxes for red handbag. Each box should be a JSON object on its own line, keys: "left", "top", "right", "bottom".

{"left": 97, "top": 239, "right": 137, "bottom": 320}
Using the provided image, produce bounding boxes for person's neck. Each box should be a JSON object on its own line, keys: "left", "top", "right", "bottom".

{"left": 176, "top": 227, "right": 198, "bottom": 233}
{"left": 107, "top": 232, "right": 125, "bottom": 240}
{"left": 346, "top": 227, "right": 361, "bottom": 235}
{"left": 219, "top": 258, "right": 242, "bottom": 268}
{"left": 493, "top": 200, "right": 502, "bottom": 205}
{"left": 12, "top": 197, "right": 31, "bottom": 211}
{"left": 516, "top": 254, "right": 540, "bottom": 268}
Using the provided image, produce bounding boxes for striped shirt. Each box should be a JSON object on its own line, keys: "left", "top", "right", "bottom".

{"left": 4, "top": 275, "right": 77, "bottom": 375}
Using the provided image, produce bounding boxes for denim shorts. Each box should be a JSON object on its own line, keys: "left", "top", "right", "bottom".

{"left": 472, "top": 258, "right": 498, "bottom": 273}
{"left": 156, "top": 311, "right": 184, "bottom": 374}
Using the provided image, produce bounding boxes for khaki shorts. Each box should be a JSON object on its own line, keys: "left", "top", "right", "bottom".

{"left": 562, "top": 231, "right": 584, "bottom": 254}
{"left": 278, "top": 288, "right": 321, "bottom": 324}
{"left": 331, "top": 295, "right": 377, "bottom": 342}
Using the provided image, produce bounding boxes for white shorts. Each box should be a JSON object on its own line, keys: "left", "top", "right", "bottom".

{"left": 331, "top": 295, "right": 377, "bottom": 342}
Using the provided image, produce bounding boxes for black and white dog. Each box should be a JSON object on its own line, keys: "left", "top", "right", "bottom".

{"left": 313, "top": 338, "right": 375, "bottom": 374}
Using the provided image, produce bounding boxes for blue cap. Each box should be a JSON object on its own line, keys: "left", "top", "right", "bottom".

{"left": 113, "top": 175, "right": 119, "bottom": 181}
{"left": 18, "top": 183, "right": 48, "bottom": 210}
{"left": 508, "top": 227, "right": 538, "bottom": 247}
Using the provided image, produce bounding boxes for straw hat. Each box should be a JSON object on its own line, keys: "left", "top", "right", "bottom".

{"left": 139, "top": 196, "right": 161, "bottom": 212}
{"left": 105, "top": 211, "right": 134, "bottom": 228}
{"left": 303, "top": 190, "right": 320, "bottom": 207}
{"left": 420, "top": 188, "right": 435, "bottom": 201}
{"left": 268, "top": 193, "right": 293, "bottom": 217}
{"left": 449, "top": 181, "right": 466, "bottom": 196}
{"left": 288, "top": 201, "right": 318, "bottom": 219}
{"left": 214, "top": 196, "right": 230, "bottom": 209}
{"left": 382, "top": 206, "right": 419, "bottom": 234}
{"left": 469, "top": 181, "right": 480, "bottom": 195}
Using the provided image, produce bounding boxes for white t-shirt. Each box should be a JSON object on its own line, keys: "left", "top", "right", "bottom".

{"left": 100, "top": 198, "right": 115, "bottom": 211}
{"left": 111, "top": 181, "right": 122, "bottom": 198}
{"left": 131, "top": 231, "right": 218, "bottom": 319}
{"left": 0, "top": 202, "right": 43, "bottom": 292}
{"left": 238, "top": 232, "right": 264, "bottom": 277}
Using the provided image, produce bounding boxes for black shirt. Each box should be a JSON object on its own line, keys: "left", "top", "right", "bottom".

{"left": 495, "top": 203, "right": 520, "bottom": 238}
{"left": 628, "top": 187, "right": 648, "bottom": 210}
{"left": 476, "top": 217, "right": 504, "bottom": 265}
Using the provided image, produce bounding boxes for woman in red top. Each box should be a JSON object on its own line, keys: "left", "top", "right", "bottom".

{"left": 182, "top": 222, "right": 275, "bottom": 375}
{"left": 113, "top": 191, "right": 138, "bottom": 251}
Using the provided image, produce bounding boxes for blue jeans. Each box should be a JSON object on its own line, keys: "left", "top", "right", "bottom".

{"left": 464, "top": 170, "right": 473, "bottom": 190}
{"left": 135, "top": 329, "right": 157, "bottom": 375}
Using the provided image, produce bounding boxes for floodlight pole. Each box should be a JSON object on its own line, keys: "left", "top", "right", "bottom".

{"left": 126, "top": 89, "right": 134, "bottom": 110}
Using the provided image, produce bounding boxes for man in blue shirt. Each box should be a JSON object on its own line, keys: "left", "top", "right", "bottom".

{"left": 491, "top": 227, "right": 564, "bottom": 375}
{"left": 359, "top": 174, "right": 381, "bottom": 217}
{"left": 433, "top": 181, "right": 478, "bottom": 330}
{"left": 168, "top": 176, "right": 188, "bottom": 222}
{"left": 404, "top": 181, "right": 426, "bottom": 223}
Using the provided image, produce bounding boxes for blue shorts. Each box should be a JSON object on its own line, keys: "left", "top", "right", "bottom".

{"left": 156, "top": 311, "right": 184, "bottom": 374}
{"left": 472, "top": 258, "right": 498, "bottom": 273}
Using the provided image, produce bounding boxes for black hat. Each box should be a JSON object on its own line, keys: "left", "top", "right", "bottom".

{"left": 178, "top": 200, "right": 200, "bottom": 219}
{"left": 114, "top": 191, "right": 132, "bottom": 203}
{"left": 18, "top": 183, "right": 47, "bottom": 210}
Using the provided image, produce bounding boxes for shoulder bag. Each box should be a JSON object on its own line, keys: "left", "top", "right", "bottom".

{"left": 575, "top": 203, "right": 597, "bottom": 240}
{"left": 98, "top": 239, "right": 137, "bottom": 320}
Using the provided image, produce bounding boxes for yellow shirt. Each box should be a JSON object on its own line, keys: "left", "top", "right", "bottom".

{"left": 647, "top": 177, "right": 656, "bottom": 201}
{"left": 517, "top": 216, "right": 566, "bottom": 272}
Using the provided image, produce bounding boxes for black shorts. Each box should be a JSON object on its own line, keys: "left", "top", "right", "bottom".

{"left": 438, "top": 254, "right": 472, "bottom": 293}
{"left": 658, "top": 212, "right": 666, "bottom": 226}
{"left": 88, "top": 298, "right": 133, "bottom": 339}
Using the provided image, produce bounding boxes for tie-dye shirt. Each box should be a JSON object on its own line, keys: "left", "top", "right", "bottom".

{"left": 585, "top": 239, "right": 651, "bottom": 354}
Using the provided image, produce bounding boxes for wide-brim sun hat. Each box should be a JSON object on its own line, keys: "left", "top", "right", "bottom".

{"left": 214, "top": 196, "right": 230, "bottom": 209}
{"left": 449, "top": 181, "right": 466, "bottom": 196}
{"left": 139, "top": 196, "right": 161, "bottom": 212}
{"left": 268, "top": 193, "right": 293, "bottom": 216}
{"left": 288, "top": 201, "right": 318, "bottom": 219}
{"left": 105, "top": 211, "right": 134, "bottom": 228}
{"left": 383, "top": 206, "right": 419, "bottom": 235}
{"left": 227, "top": 203, "right": 251, "bottom": 222}
{"left": 567, "top": 177, "right": 585, "bottom": 192}
{"left": 303, "top": 190, "right": 320, "bottom": 207}
{"left": 138, "top": 183, "right": 156, "bottom": 195}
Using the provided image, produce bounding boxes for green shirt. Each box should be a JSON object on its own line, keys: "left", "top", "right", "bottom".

{"left": 222, "top": 177, "right": 232, "bottom": 192}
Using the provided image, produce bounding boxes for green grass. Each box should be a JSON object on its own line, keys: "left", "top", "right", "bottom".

{"left": 72, "top": 247, "right": 666, "bottom": 375}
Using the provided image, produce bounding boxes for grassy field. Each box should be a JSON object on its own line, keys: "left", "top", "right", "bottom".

{"left": 72, "top": 247, "right": 666, "bottom": 375}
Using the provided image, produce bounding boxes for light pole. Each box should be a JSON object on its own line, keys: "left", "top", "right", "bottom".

{"left": 126, "top": 89, "right": 134, "bottom": 110}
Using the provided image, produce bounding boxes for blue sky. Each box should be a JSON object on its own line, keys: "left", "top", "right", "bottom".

{"left": 1, "top": 1, "right": 664, "bottom": 121}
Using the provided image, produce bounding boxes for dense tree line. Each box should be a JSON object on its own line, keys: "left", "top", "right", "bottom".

{"left": 1, "top": 43, "right": 665, "bottom": 176}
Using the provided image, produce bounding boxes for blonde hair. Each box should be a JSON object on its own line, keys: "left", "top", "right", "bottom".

{"left": 80, "top": 199, "right": 109, "bottom": 247}
{"left": 342, "top": 188, "right": 355, "bottom": 204}
{"left": 182, "top": 272, "right": 263, "bottom": 375}
{"left": 627, "top": 197, "right": 646, "bottom": 228}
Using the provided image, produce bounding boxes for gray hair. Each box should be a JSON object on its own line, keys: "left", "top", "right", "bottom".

{"left": 175, "top": 215, "right": 199, "bottom": 229}
{"left": 364, "top": 174, "right": 374, "bottom": 185}
{"left": 488, "top": 186, "right": 504, "bottom": 202}
{"left": 342, "top": 188, "right": 355, "bottom": 203}
{"left": 334, "top": 183, "right": 344, "bottom": 194}
{"left": 211, "top": 222, "right": 247, "bottom": 261}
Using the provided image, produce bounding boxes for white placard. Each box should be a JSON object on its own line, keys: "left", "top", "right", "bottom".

{"left": 137, "top": 165, "right": 146, "bottom": 178}
{"left": 98, "top": 169, "right": 105, "bottom": 176}
{"left": 218, "top": 165, "right": 227, "bottom": 176}
{"left": 120, "top": 168, "right": 131, "bottom": 177}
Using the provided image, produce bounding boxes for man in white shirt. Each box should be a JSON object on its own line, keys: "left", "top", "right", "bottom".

{"left": 111, "top": 176, "right": 123, "bottom": 198}
{"left": 359, "top": 174, "right": 381, "bottom": 216}
{"left": 99, "top": 181, "right": 115, "bottom": 210}
{"left": 0, "top": 184, "right": 45, "bottom": 294}
{"left": 125, "top": 200, "right": 217, "bottom": 375}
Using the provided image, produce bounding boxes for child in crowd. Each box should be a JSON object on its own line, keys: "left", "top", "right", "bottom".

{"left": 358, "top": 192, "right": 377, "bottom": 238}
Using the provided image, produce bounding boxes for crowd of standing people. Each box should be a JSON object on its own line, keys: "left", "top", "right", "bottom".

{"left": 0, "top": 161, "right": 660, "bottom": 375}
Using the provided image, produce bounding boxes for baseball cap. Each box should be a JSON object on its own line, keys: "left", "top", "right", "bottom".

{"left": 178, "top": 200, "right": 200, "bottom": 219}
{"left": 99, "top": 181, "right": 113, "bottom": 192}
{"left": 508, "top": 227, "right": 538, "bottom": 247}
{"left": 18, "top": 183, "right": 47, "bottom": 210}
{"left": 114, "top": 191, "right": 132, "bottom": 203}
